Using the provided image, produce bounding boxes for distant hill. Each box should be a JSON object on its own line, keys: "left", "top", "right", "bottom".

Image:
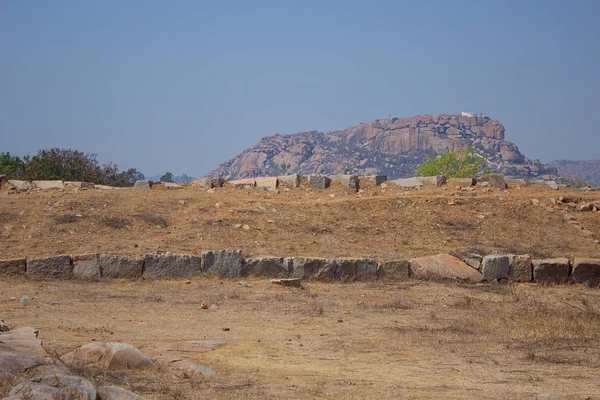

{"left": 547, "top": 160, "right": 600, "bottom": 185}
{"left": 210, "top": 114, "right": 556, "bottom": 180}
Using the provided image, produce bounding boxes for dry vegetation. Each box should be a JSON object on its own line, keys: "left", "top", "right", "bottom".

{"left": 1, "top": 182, "right": 600, "bottom": 398}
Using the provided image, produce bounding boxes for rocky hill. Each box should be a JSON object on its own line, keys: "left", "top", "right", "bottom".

{"left": 547, "top": 160, "right": 600, "bottom": 185}
{"left": 210, "top": 114, "right": 556, "bottom": 179}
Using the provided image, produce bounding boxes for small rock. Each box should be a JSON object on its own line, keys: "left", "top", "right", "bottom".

{"left": 270, "top": 278, "right": 302, "bottom": 288}
{"left": 0, "top": 320, "right": 9, "bottom": 332}
{"left": 329, "top": 194, "right": 336, "bottom": 198}
{"left": 242, "top": 224, "right": 250, "bottom": 230}
{"left": 200, "top": 302, "right": 208, "bottom": 309}
{"left": 20, "top": 295, "right": 32, "bottom": 305}
{"left": 238, "top": 281, "right": 249, "bottom": 287}
{"left": 222, "top": 327, "right": 230, "bottom": 331}
{"left": 178, "top": 200, "right": 186, "bottom": 206}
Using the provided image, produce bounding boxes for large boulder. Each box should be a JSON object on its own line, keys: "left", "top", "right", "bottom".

{"left": 7, "top": 375, "right": 97, "bottom": 400}
{"left": 74, "top": 342, "right": 156, "bottom": 371}
{"left": 99, "top": 254, "right": 144, "bottom": 278}
{"left": 571, "top": 258, "right": 600, "bottom": 287}
{"left": 0, "top": 327, "right": 55, "bottom": 375}
{"left": 143, "top": 253, "right": 201, "bottom": 278}
{"left": 134, "top": 180, "right": 153, "bottom": 190}
{"left": 409, "top": 254, "right": 482, "bottom": 281}
{"left": 8, "top": 180, "right": 30, "bottom": 192}
{"left": 72, "top": 254, "right": 101, "bottom": 279}
{"left": 509, "top": 255, "right": 533, "bottom": 282}
{"left": 255, "top": 177, "right": 279, "bottom": 191}
{"left": 532, "top": 258, "right": 570, "bottom": 284}
{"left": 278, "top": 174, "right": 302, "bottom": 188}
{"left": 242, "top": 257, "right": 289, "bottom": 277}
{"left": 26, "top": 255, "right": 72, "bottom": 279}
{"left": 201, "top": 250, "right": 243, "bottom": 277}
{"left": 308, "top": 175, "right": 331, "bottom": 189}
{"left": 329, "top": 175, "right": 359, "bottom": 191}
{"left": 97, "top": 385, "right": 146, "bottom": 400}
{"left": 196, "top": 177, "right": 225, "bottom": 188}
{"left": 481, "top": 255, "right": 510, "bottom": 280}
{"left": 228, "top": 178, "right": 256, "bottom": 188}
{"left": 478, "top": 174, "right": 508, "bottom": 189}
{"left": 0, "top": 258, "right": 26, "bottom": 277}
{"left": 377, "top": 260, "right": 410, "bottom": 279}
{"left": 32, "top": 180, "right": 64, "bottom": 190}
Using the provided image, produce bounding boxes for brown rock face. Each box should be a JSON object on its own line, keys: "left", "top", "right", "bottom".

{"left": 210, "top": 114, "right": 553, "bottom": 180}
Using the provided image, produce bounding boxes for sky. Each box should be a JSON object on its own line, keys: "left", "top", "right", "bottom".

{"left": 1, "top": 0, "right": 599, "bottom": 177}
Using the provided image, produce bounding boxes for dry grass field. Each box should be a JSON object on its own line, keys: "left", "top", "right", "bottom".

{"left": 1, "top": 181, "right": 600, "bottom": 399}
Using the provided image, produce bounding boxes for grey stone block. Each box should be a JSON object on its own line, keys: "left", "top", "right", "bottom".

{"left": 416, "top": 176, "right": 446, "bottom": 186}
{"left": 32, "top": 180, "right": 64, "bottom": 190}
{"left": 242, "top": 257, "right": 289, "bottom": 277}
{"left": 377, "top": 260, "right": 410, "bottom": 279}
{"left": 285, "top": 257, "right": 335, "bottom": 279}
{"left": 26, "top": 255, "right": 72, "bottom": 279}
{"left": 308, "top": 175, "right": 331, "bottom": 189}
{"left": 134, "top": 180, "right": 153, "bottom": 190}
{"left": 202, "top": 250, "right": 243, "bottom": 277}
{"left": 478, "top": 174, "right": 508, "bottom": 189}
{"left": 99, "top": 254, "right": 144, "bottom": 278}
{"left": 571, "top": 258, "right": 600, "bottom": 287}
{"left": 143, "top": 253, "right": 201, "bottom": 278}
{"left": 481, "top": 255, "right": 510, "bottom": 280}
{"left": 334, "top": 258, "right": 377, "bottom": 279}
{"left": 509, "top": 255, "right": 532, "bottom": 282}
{"left": 361, "top": 175, "right": 387, "bottom": 186}
{"left": 72, "top": 254, "right": 101, "bottom": 279}
{"left": 391, "top": 177, "right": 423, "bottom": 188}
{"left": 330, "top": 175, "right": 360, "bottom": 191}
{"left": 533, "top": 258, "right": 570, "bottom": 284}
{"left": 278, "top": 174, "right": 302, "bottom": 188}
{"left": 0, "top": 258, "right": 26, "bottom": 277}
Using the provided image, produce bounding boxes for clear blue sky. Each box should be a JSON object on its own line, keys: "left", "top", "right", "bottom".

{"left": 1, "top": 0, "right": 599, "bottom": 177}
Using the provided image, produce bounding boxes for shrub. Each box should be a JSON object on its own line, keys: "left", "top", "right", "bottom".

{"left": 415, "top": 146, "right": 485, "bottom": 178}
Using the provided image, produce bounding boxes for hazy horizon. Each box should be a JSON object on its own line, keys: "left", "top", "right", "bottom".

{"left": 2, "top": 0, "right": 599, "bottom": 177}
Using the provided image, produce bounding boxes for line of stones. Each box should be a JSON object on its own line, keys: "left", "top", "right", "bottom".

{"left": 0, "top": 251, "right": 599, "bottom": 286}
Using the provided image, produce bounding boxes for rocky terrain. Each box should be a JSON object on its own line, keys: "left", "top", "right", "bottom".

{"left": 211, "top": 114, "right": 557, "bottom": 180}
{"left": 548, "top": 159, "right": 600, "bottom": 185}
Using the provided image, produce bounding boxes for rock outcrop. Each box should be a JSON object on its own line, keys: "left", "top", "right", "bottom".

{"left": 210, "top": 114, "right": 556, "bottom": 180}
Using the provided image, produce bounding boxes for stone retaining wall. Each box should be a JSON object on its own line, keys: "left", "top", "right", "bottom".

{"left": 1, "top": 251, "right": 599, "bottom": 287}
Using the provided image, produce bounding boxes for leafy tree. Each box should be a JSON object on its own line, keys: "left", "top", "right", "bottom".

{"left": 22, "top": 148, "right": 106, "bottom": 182}
{"left": 160, "top": 171, "right": 174, "bottom": 182}
{"left": 0, "top": 152, "right": 25, "bottom": 178}
{"left": 415, "top": 146, "right": 485, "bottom": 178}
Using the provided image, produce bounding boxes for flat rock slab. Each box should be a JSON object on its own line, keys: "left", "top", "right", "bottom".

{"left": 308, "top": 175, "right": 331, "bottom": 189}
{"left": 74, "top": 342, "right": 156, "bottom": 371}
{"left": 143, "top": 253, "right": 200, "bottom": 278}
{"left": 97, "top": 386, "right": 146, "bottom": 400}
{"left": 26, "top": 254, "right": 72, "bottom": 279}
{"left": 202, "top": 250, "right": 243, "bottom": 277}
{"left": 409, "top": 254, "right": 483, "bottom": 282}
{"left": 416, "top": 176, "right": 446, "bottom": 186}
{"left": 99, "top": 254, "right": 144, "bottom": 278}
{"left": 0, "top": 258, "right": 26, "bottom": 277}
{"left": 533, "top": 258, "right": 570, "bottom": 283}
{"left": 509, "top": 255, "right": 532, "bottom": 282}
{"left": 8, "top": 375, "right": 96, "bottom": 400}
{"left": 228, "top": 178, "right": 256, "bottom": 188}
{"left": 242, "top": 257, "right": 289, "bottom": 277}
{"left": 391, "top": 177, "right": 423, "bottom": 188}
{"left": 144, "top": 340, "right": 223, "bottom": 375}
{"left": 448, "top": 178, "right": 476, "bottom": 187}
{"left": 270, "top": 278, "right": 302, "bottom": 288}
{"left": 255, "top": 177, "right": 279, "bottom": 191}
{"left": 571, "top": 258, "right": 600, "bottom": 287}
{"left": 481, "top": 255, "right": 510, "bottom": 280}
{"left": 8, "top": 180, "right": 30, "bottom": 192}
{"left": 32, "top": 180, "right": 64, "bottom": 190}
{"left": 72, "top": 254, "right": 101, "bottom": 279}
{"left": 278, "top": 174, "right": 302, "bottom": 188}
{"left": 378, "top": 260, "right": 410, "bottom": 279}
{"left": 330, "top": 175, "right": 360, "bottom": 191}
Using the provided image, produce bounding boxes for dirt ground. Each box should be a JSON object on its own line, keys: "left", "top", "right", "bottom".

{"left": 0, "top": 181, "right": 599, "bottom": 261}
{"left": 1, "top": 181, "right": 600, "bottom": 399}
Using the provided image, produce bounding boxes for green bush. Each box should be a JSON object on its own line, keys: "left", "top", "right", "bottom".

{"left": 0, "top": 152, "right": 25, "bottom": 178}
{"left": 415, "top": 146, "right": 485, "bottom": 178}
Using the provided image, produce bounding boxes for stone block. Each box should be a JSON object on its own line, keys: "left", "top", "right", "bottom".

{"left": 308, "top": 175, "right": 331, "bottom": 189}
{"left": 285, "top": 257, "right": 335, "bottom": 279}
{"left": 72, "top": 254, "right": 101, "bottom": 279}
{"left": 416, "top": 176, "right": 446, "bottom": 186}
{"left": 509, "top": 255, "right": 532, "bottom": 282}
{"left": 228, "top": 178, "right": 256, "bottom": 188}
{"left": 242, "top": 257, "right": 289, "bottom": 277}
{"left": 99, "top": 254, "right": 144, "bottom": 278}
{"left": 8, "top": 180, "right": 30, "bottom": 192}
{"left": 64, "top": 181, "right": 95, "bottom": 189}
{"left": 481, "top": 255, "right": 510, "bottom": 280}
{"left": 198, "top": 177, "right": 225, "bottom": 188}
{"left": 409, "top": 254, "right": 482, "bottom": 282}
{"left": 26, "top": 255, "right": 72, "bottom": 279}
{"left": 255, "top": 177, "right": 279, "bottom": 191}
{"left": 465, "top": 258, "right": 481, "bottom": 271}
{"left": 161, "top": 182, "right": 183, "bottom": 189}
{"left": 32, "top": 180, "right": 64, "bottom": 190}
{"left": 377, "top": 260, "right": 410, "bottom": 279}
{"left": 278, "top": 174, "right": 302, "bottom": 188}
{"left": 571, "top": 258, "right": 600, "bottom": 287}
{"left": 0, "top": 258, "right": 26, "bottom": 277}
{"left": 447, "top": 178, "right": 476, "bottom": 188}
{"left": 532, "top": 258, "right": 570, "bottom": 284}
{"left": 334, "top": 258, "right": 377, "bottom": 279}
{"left": 390, "top": 177, "right": 423, "bottom": 188}
{"left": 134, "top": 180, "right": 153, "bottom": 190}
{"left": 202, "top": 250, "right": 243, "bottom": 277}
{"left": 143, "top": 253, "right": 201, "bottom": 278}
{"left": 330, "top": 175, "right": 360, "bottom": 191}
{"left": 361, "top": 175, "right": 388, "bottom": 186}
{"left": 478, "top": 174, "right": 508, "bottom": 189}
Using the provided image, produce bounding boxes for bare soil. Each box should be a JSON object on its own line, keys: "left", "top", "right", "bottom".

{"left": 1, "top": 182, "right": 600, "bottom": 399}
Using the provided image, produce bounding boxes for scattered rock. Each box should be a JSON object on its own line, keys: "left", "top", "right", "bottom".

{"left": 408, "top": 254, "right": 482, "bottom": 282}
{"left": 546, "top": 181, "right": 559, "bottom": 190}
{"left": 26, "top": 254, "right": 72, "bottom": 279}
{"left": 19, "top": 296, "right": 33, "bottom": 305}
